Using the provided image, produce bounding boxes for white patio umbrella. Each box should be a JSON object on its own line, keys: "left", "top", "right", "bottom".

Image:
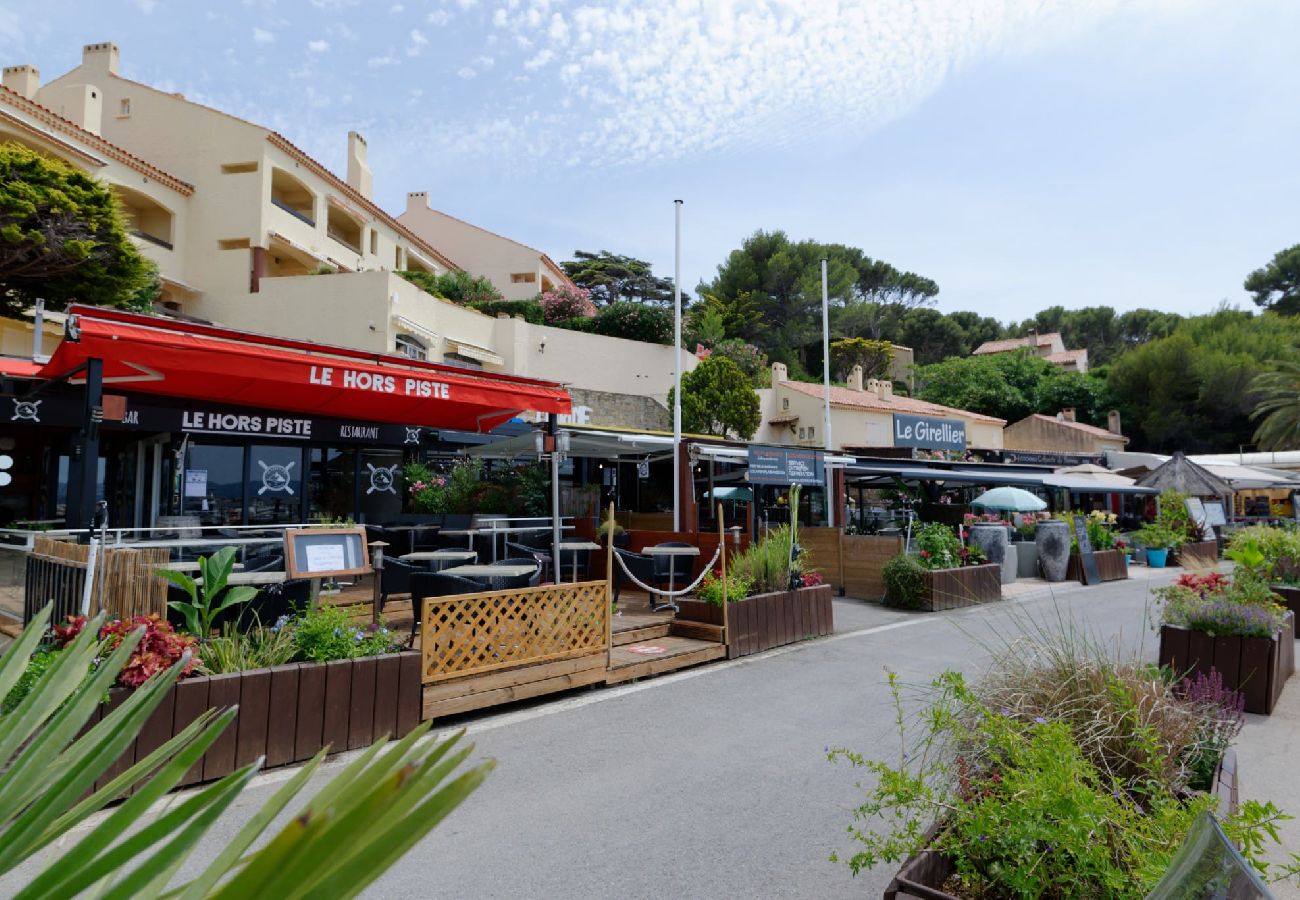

{"left": 970, "top": 486, "right": 1048, "bottom": 512}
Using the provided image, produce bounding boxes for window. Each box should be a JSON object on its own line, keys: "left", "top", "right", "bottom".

{"left": 181, "top": 443, "right": 245, "bottom": 525}
{"left": 369, "top": 229, "right": 378, "bottom": 256}
{"left": 510, "top": 272, "right": 536, "bottom": 284}
{"left": 798, "top": 427, "right": 806, "bottom": 439}
{"left": 782, "top": 398, "right": 789, "bottom": 410}
{"left": 219, "top": 238, "right": 250, "bottom": 250}
{"left": 443, "top": 353, "right": 483, "bottom": 371}
{"left": 221, "top": 161, "right": 258, "bottom": 174}
{"left": 118, "top": 98, "right": 130, "bottom": 116}
{"left": 247, "top": 445, "right": 305, "bottom": 525}
{"left": 808, "top": 427, "right": 815, "bottom": 439}
{"left": 395, "top": 335, "right": 427, "bottom": 361}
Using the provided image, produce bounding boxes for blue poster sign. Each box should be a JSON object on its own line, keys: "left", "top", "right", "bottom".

{"left": 892, "top": 413, "right": 967, "bottom": 451}
{"left": 747, "top": 446, "right": 824, "bottom": 485}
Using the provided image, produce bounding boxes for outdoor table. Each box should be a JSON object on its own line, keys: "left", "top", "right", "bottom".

{"left": 447, "top": 525, "right": 573, "bottom": 562}
{"left": 556, "top": 540, "right": 600, "bottom": 583}
{"left": 642, "top": 544, "right": 700, "bottom": 595}
{"left": 132, "top": 537, "right": 283, "bottom": 550}
{"left": 439, "top": 563, "right": 536, "bottom": 585}
{"left": 400, "top": 549, "right": 477, "bottom": 571}
{"left": 382, "top": 524, "right": 434, "bottom": 554}
{"left": 196, "top": 571, "right": 286, "bottom": 586}
{"left": 166, "top": 561, "right": 244, "bottom": 573}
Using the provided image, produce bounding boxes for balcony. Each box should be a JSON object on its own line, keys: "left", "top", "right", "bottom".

{"left": 326, "top": 202, "right": 363, "bottom": 255}
{"left": 270, "top": 167, "right": 317, "bottom": 228}
{"left": 132, "top": 230, "right": 173, "bottom": 251}
{"left": 114, "top": 185, "right": 175, "bottom": 252}
{"left": 271, "top": 198, "right": 314, "bottom": 227}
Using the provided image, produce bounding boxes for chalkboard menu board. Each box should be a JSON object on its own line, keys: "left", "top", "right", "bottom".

{"left": 747, "top": 447, "right": 824, "bottom": 485}
{"left": 1202, "top": 501, "right": 1227, "bottom": 528}
{"left": 1072, "top": 515, "right": 1100, "bottom": 586}
{"left": 285, "top": 527, "right": 372, "bottom": 580}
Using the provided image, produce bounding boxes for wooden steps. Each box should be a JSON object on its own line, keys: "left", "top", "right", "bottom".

{"left": 606, "top": 635, "right": 727, "bottom": 685}
{"left": 612, "top": 622, "right": 671, "bottom": 646}
{"left": 423, "top": 654, "right": 607, "bottom": 721}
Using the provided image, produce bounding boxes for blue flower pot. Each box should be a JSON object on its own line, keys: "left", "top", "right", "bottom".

{"left": 1147, "top": 548, "right": 1168, "bottom": 568}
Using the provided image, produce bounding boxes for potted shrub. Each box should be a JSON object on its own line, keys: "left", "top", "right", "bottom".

{"left": 1155, "top": 570, "right": 1296, "bottom": 715}
{"left": 882, "top": 524, "right": 1000, "bottom": 611}
{"left": 1227, "top": 526, "right": 1300, "bottom": 617}
{"left": 828, "top": 628, "right": 1300, "bottom": 897}
{"left": 1136, "top": 523, "right": 1180, "bottom": 568}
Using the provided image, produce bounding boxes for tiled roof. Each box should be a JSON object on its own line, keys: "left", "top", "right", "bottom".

{"left": 1019, "top": 414, "right": 1127, "bottom": 442}
{"left": 1044, "top": 349, "right": 1087, "bottom": 364}
{"left": 780, "top": 379, "right": 1006, "bottom": 425}
{"left": 404, "top": 202, "right": 577, "bottom": 289}
{"left": 0, "top": 84, "right": 193, "bottom": 195}
{"left": 972, "top": 332, "right": 1062, "bottom": 355}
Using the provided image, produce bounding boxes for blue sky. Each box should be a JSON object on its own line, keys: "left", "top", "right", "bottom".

{"left": 5, "top": 0, "right": 1298, "bottom": 323}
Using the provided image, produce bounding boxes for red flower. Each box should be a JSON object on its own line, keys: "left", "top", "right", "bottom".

{"left": 919, "top": 550, "right": 931, "bottom": 559}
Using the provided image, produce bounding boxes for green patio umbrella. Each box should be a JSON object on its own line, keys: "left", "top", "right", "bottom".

{"left": 970, "top": 486, "right": 1047, "bottom": 512}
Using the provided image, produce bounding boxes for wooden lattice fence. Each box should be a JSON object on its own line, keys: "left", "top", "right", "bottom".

{"left": 420, "top": 581, "right": 610, "bottom": 684}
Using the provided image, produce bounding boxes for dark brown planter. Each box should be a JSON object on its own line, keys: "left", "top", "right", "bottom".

{"left": 1158, "top": 613, "right": 1295, "bottom": 715}
{"left": 1273, "top": 585, "right": 1300, "bottom": 620}
{"left": 1066, "top": 549, "right": 1128, "bottom": 584}
{"left": 676, "top": 585, "right": 834, "bottom": 659}
{"left": 87, "top": 651, "right": 422, "bottom": 791}
{"left": 1176, "top": 540, "right": 1219, "bottom": 569}
{"left": 921, "top": 564, "right": 1000, "bottom": 612}
{"left": 883, "top": 750, "right": 1240, "bottom": 899}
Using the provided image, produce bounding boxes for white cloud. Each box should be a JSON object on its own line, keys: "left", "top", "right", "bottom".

{"left": 252, "top": 27, "right": 275, "bottom": 44}
{"left": 407, "top": 28, "right": 429, "bottom": 56}
{"left": 133, "top": 0, "right": 157, "bottom": 12}
{"left": 459, "top": 0, "right": 1193, "bottom": 169}
{"left": 390, "top": 3, "right": 404, "bottom": 12}
{"left": 368, "top": 53, "right": 400, "bottom": 67}
{"left": 457, "top": 66, "right": 477, "bottom": 79}
{"left": 307, "top": 39, "right": 330, "bottom": 53}
{"left": 427, "top": 9, "right": 450, "bottom": 26}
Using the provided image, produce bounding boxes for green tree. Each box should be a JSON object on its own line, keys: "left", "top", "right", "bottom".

{"left": 1107, "top": 308, "right": 1295, "bottom": 451}
{"left": 684, "top": 301, "right": 726, "bottom": 348}
{"left": 829, "top": 337, "right": 893, "bottom": 382}
{"left": 668, "top": 355, "right": 760, "bottom": 439}
{"left": 1244, "top": 244, "right": 1300, "bottom": 315}
{"left": 0, "top": 142, "right": 154, "bottom": 316}
{"left": 947, "top": 311, "right": 1005, "bottom": 353}
{"left": 1250, "top": 355, "right": 1300, "bottom": 450}
{"left": 398, "top": 269, "right": 502, "bottom": 304}
{"left": 915, "top": 351, "right": 1061, "bottom": 423}
{"left": 897, "top": 308, "right": 969, "bottom": 365}
{"left": 560, "top": 250, "right": 675, "bottom": 306}
{"left": 1032, "top": 371, "right": 1112, "bottom": 425}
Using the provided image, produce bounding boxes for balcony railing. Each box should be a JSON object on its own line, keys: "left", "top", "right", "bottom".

{"left": 327, "top": 227, "right": 361, "bottom": 255}
{"left": 271, "top": 198, "right": 315, "bottom": 227}
{"left": 131, "top": 230, "right": 174, "bottom": 251}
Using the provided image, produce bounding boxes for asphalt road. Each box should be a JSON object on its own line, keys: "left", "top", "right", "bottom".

{"left": 3, "top": 570, "right": 1183, "bottom": 898}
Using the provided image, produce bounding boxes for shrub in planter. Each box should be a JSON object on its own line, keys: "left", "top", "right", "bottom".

{"left": 882, "top": 554, "right": 928, "bottom": 610}
{"left": 829, "top": 642, "right": 1300, "bottom": 896}
{"left": 51, "top": 613, "right": 198, "bottom": 688}
{"left": 696, "top": 571, "right": 753, "bottom": 606}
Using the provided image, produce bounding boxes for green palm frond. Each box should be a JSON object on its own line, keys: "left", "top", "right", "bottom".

{"left": 1250, "top": 357, "right": 1300, "bottom": 450}
{"left": 1, "top": 604, "right": 490, "bottom": 898}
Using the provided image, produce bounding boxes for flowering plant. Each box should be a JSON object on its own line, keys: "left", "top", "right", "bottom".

{"left": 800, "top": 570, "right": 825, "bottom": 587}
{"left": 540, "top": 285, "right": 596, "bottom": 324}
{"left": 53, "top": 614, "right": 198, "bottom": 688}
{"left": 404, "top": 462, "right": 450, "bottom": 514}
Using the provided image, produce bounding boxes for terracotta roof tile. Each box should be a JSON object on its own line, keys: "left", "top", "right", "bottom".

{"left": 972, "top": 332, "right": 1062, "bottom": 355}
{"left": 780, "top": 379, "right": 1006, "bottom": 424}
{"left": 1044, "top": 349, "right": 1087, "bottom": 364}
{"left": 0, "top": 84, "right": 193, "bottom": 195}
{"left": 1020, "top": 413, "right": 1126, "bottom": 442}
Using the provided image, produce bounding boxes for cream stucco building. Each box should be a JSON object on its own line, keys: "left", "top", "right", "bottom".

{"left": 753, "top": 363, "right": 1005, "bottom": 452}
{"left": 1, "top": 42, "right": 694, "bottom": 426}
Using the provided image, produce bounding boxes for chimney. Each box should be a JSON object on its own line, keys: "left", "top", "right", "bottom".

{"left": 1028, "top": 328, "right": 1039, "bottom": 354}
{"left": 847, "top": 364, "right": 864, "bottom": 392}
{"left": 880, "top": 381, "right": 894, "bottom": 400}
{"left": 2, "top": 65, "right": 39, "bottom": 99}
{"left": 82, "top": 42, "right": 120, "bottom": 75}
{"left": 44, "top": 83, "right": 103, "bottom": 135}
{"left": 1107, "top": 409, "right": 1122, "bottom": 435}
{"left": 405, "top": 191, "right": 429, "bottom": 214}
{"left": 1059, "top": 407, "right": 1076, "bottom": 423}
{"left": 771, "top": 361, "right": 788, "bottom": 383}
{"left": 865, "top": 378, "right": 882, "bottom": 397}
{"left": 347, "top": 131, "right": 373, "bottom": 200}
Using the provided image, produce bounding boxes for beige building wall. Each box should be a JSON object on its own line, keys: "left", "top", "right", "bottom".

{"left": 399, "top": 193, "right": 572, "bottom": 300}
{"left": 1003, "top": 415, "right": 1127, "bottom": 454}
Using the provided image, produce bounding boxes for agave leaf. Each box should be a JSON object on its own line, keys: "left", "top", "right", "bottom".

{"left": 0, "top": 605, "right": 52, "bottom": 703}
{"left": 173, "top": 749, "right": 328, "bottom": 900}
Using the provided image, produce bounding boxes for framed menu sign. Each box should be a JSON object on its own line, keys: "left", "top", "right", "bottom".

{"left": 285, "top": 527, "right": 372, "bottom": 580}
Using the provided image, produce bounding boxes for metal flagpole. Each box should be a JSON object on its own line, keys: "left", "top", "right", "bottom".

{"left": 673, "top": 199, "right": 683, "bottom": 532}
{"left": 821, "top": 258, "right": 834, "bottom": 528}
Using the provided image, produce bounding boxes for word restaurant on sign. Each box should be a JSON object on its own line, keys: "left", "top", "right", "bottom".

{"left": 309, "top": 366, "right": 451, "bottom": 399}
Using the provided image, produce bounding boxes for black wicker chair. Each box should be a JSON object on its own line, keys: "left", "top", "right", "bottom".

{"left": 377, "top": 557, "right": 423, "bottom": 615}
{"left": 407, "top": 571, "right": 481, "bottom": 646}
{"left": 506, "top": 540, "right": 552, "bottom": 583}
{"left": 490, "top": 558, "right": 541, "bottom": 590}
{"left": 612, "top": 548, "right": 659, "bottom": 607}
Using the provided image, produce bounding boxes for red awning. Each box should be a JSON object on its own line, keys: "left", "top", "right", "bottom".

{"left": 40, "top": 306, "right": 570, "bottom": 432}
{"left": 0, "top": 357, "right": 44, "bottom": 378}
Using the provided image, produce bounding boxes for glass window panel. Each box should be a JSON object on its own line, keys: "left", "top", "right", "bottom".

{"left": 309, "top": 447, "right": 357, "bottom": 523}
{"left": 247, "top": 444, "right": 304, "bottom": 525}
{"left": 182, "top": 443, "right": 245, "bottom": 526}
{"left": 358, "top": 449, "right": 404, "bottom": 524}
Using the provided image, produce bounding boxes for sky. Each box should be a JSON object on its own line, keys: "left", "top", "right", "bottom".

{"left": 4, "top": 0, "right": 1298, "bottom": 323}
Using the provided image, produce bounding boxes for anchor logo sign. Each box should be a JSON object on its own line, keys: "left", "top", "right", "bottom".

{"left": 257, "top": 459, "right": 295, "bottom": 495}
{"left": 404, "top": 427, "right": 421, "bottom": 445}
{"left": 366, "top": 463, "right": 397, "bottom": 495}
{"left": 10, "top": 399, "right": 41, "bottom": 422}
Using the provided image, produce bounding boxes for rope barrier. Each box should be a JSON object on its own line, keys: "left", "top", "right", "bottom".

{"left": 612, "top": 546, "right": 722, "bottom": 598}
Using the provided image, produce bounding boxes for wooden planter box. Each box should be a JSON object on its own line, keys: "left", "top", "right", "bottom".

{"left": 1065, "top": 549, "right": 1129, "bottom": 584}
{"left": 86, "top": 651, "right": 422, "bottom": 791}
{"left": 675, "top": 584, "right": 833, "bottom": 659}
{"left": 1273, "top": 585, "right": 1300, "bottom": 620}
{"left": 1157, "top": 613, "right": 1295, "bottom": 715}
{"left": 1176, "top": 540, "right": 1219, "bottom": 569}
{"left": 883, "top": 750, "right": 1240, "bottom": 899}
{"left": 920, "top": 564, "right": 1001, "bottom": 612}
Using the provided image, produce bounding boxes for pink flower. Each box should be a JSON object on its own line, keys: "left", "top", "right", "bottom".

{"left": 695, "top": 343, "right": 712, "bottom": 359}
